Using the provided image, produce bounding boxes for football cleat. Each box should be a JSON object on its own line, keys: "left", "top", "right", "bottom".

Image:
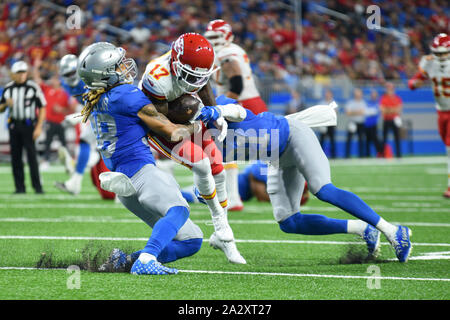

{"left": 388, "top": 225, "right": 412, "bottom": 263}
{"left": 54, "top": 181, "right": 77, "bottom": 195}
{"left": 212, "top": 214, "right": 234, "bottom": 242}
{"left": 130, "top": 259, "right": 178, "bottom": 275}
{"left": 99, "top": 248, "right": 129, "bottom": 272}
{"left": 362, "top": 224, "right": 381, "bottom": 258}
{"left": 209, "top": 232, "right": 246, "bottom": 264}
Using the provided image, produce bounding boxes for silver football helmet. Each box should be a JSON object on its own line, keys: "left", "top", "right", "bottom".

{"left": 77, "top": 42, "right": 137, "bottom": 89}
{"left": 59, "top": 54, "right": 80, "bottom": 87}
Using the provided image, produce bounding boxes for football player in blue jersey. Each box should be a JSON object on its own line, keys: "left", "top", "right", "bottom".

{"left": 77, "top": 42, "right": 203, "bottom": 275}
{"left": 198, "top": 96, "right": 413, "bottom": 263}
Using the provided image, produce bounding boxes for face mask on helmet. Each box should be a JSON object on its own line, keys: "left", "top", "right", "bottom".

{"left": 172, "top": 61, "right": 213, "bottom": 93}
{"left": 115, "top": 47, "right": 138, "bottom": 84}
{"left": 62, "top": 70, "right": 80, "bottom": 86}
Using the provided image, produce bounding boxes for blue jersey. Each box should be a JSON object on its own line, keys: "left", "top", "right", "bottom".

{"left": 60, "top": 78, "right": 87, "bottom": 104}
{"left": 238, "top": 161, "right": 268, "bottom": 201}
{"left": 219, "top": 109, "right": 290, "bottom": 162}
{"left": 89, "top": 84, "right": 155, "bottom": 177}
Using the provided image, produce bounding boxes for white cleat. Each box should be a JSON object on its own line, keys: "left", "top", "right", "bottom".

{"left": 54, "top": 173, "right": 82, "bottom": 195}
{"left": 212, "top": 214, "right": 234, "bottom": 242}
{"left": 209, "top": 232, "right": 246, "bottom": 265}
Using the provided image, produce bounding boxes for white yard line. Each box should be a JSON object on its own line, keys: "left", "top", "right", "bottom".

{"left": 0, "top": 235, "right": 449, "bottom": 247}
{"left": 0, "top": 217, "right": 449, "bottom": 228}
{"left": 0, "top": 266, "right": 448, "bottom": 282}
{"left": 0, "top": 203, "right": 448, "bottom": 213}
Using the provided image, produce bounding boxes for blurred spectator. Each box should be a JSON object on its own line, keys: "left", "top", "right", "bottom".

{"left": 318, "top": 89, "right": 337, "bottom": 159}
{"left": 1, "top": 0, "right": 448, "bottom": 90}
{"left": 380, "top": 82, "right": 403, "bottom": 158}
{"left": 364, "top": 90, "right": 384, "bottom": 157}
{"left": 344, "top": 88, "right": 367, "bottom": 158}
{"left": 33, "top": 59, "right": 76, "bottom": 169}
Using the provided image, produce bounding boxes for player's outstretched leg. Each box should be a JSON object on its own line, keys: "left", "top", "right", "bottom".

{"left": 315, "top": 183, "right": 412, "bottom": 262}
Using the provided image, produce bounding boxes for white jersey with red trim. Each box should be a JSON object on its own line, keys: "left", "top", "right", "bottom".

{"left": 213, "top": 43, "right": 260, "bottom": 101}
{"left": 138, "top": 51, "right": 185, "bottom": 102}
{"left": 419, "top": 55, "right": 450, "bottom": 111}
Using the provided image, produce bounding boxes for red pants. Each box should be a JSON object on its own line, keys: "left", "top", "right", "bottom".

{"left": 147, "top": 124, "right": 224, "bottom": 175}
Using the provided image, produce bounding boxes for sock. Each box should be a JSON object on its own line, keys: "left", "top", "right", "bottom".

{"left": 192, "top": 158, "right": 224, "bottom": 218}
{"left": 224, "top": 162, "right": 242, "bottom": 205}
{"left": 75, "top": 142, "right": 90, "bottom": 175}
{"left": 316, "top": 183, "right": 398, "bottom": 237}
{"left": 315, "top": 183, "right": 381, "bottom": 227}
{"left": 279, "top": 212, "right": 347, "bottom": 235}
{"left": 157, "top": 238, "right": 203, "bottom": 263}
{"left": 138, "top": 252, "right": 156, "bottom": 264}
{"left": 213, "top": 170, "right": 228, "bottom": 210}
{"left": 347, "top": 220, "right": 368, "bottom": 236}
{"left": 141, "top": 206, "right": 189, "bottom": 258}
{"left": 376, "top": 217, "right": 398, "bottom": 239}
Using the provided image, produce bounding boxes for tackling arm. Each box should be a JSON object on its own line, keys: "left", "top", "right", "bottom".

{"left": 138, "top": 103, "right": 197, "bottom": 142}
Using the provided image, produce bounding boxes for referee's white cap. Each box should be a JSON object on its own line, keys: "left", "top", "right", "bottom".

{"left": 11, "top": 61, "right": 28, "bottom": 73}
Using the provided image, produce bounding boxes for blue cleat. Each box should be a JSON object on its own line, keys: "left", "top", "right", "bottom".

{"left": 99, "top": 248, "right": 129, "bottom": 272}
{"left": 130, "top": 259, "right": 178, "bottom": 275}
{"left": 363, "top": 224, "right": 381, "bottom": 258}
{"left": 389, "top": 225, "right": 412, "bottom": 263}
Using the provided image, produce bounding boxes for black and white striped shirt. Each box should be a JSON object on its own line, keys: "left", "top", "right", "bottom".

{"left": 0, "top": 80, "right": 46, "bottom": 123}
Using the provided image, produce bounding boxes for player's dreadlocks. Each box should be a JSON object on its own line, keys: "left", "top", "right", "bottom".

{"left": 80, "top": 84, "right": 121, "bottom": 123}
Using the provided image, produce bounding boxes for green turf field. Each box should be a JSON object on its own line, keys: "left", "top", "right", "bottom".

{"left": 0, "top": 157, "right": 449, "bottom": 300}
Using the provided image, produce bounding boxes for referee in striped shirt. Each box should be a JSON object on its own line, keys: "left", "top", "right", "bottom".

{"left": 0, "top": 61, "right": 46, "bottom": 194}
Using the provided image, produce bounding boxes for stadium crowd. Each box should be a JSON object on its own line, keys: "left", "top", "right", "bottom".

{"left": 0, "top": 0, "right": 448, "bottom": 89}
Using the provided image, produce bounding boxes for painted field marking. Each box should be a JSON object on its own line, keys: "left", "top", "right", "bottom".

{"left": 0, "top": 266, "right": 448, "bottom": 282}
{"left": 0, "top": 203, "right": 448, "bottom": 214}
{"left": 0, "top": 235, "right": 449, "bottom": 247}
{"left": 0, "top": 217, "right": 449, "bottom": 228}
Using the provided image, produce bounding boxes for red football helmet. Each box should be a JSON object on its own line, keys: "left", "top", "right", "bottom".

{"left": 204, "top": 19, "right": 234, "bottom": 51}
{"left": 430, "top": 33, "right": 450, "bottom": 61}
{"left": 171, "top": 33, "right": 218, "bottom": 93}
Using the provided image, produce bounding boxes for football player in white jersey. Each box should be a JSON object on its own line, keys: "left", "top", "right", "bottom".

{"left": 204, "top": 19, "right": 269, "bottom": 211}
{"left": 409, "top": 33, "right": 450, "bottom": 198}
{"left": 138, "top": 33, "right": 246, "bottom": 264}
